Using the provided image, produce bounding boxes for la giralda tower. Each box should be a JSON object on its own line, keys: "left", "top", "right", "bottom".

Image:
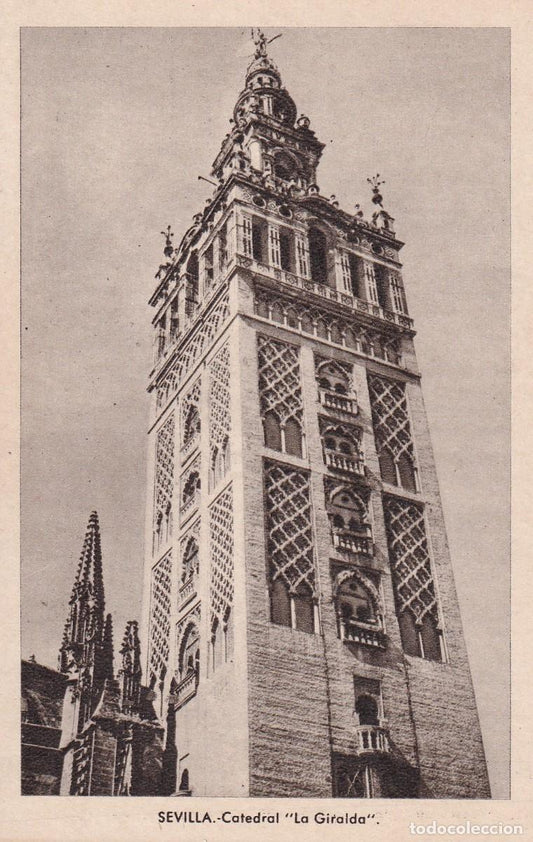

{"left": 141, "top": 29, "right": 490, "bottom": 799}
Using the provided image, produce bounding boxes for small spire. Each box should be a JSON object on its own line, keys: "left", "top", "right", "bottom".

{"left": 119, "top": 620, "right": 142, "bottom": 715}
{"left": 161, "top": 225, "right": 174, "bottom": 258}
{"left": 102, "top": 613, "right": 115, "bottom": 680}
{"left": 367, "top": 174, "right": 386, "bottom": 208}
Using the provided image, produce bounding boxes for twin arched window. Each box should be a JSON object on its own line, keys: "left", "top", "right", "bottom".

{"left": 338, "top": 578, "right": 376, "bottom": 626}
{"left": 378, "top": 448, "right": 417, "bottom": 493}
{"left": 263, "top": 411, "right": 303, "bottom": 458}
{"left": 397, "top": 610, "right": 442, "bottom": 662}
{"left": 270, "top": 577, "right": 315, "bottom": 634}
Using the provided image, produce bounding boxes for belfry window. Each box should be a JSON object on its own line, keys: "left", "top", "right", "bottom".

{"left": 349, "top": 253, "right": 361, "bottom": 298}
{"left": 373, "top": 263, "right": 389, "bottom": 309}
{"left": 252, "top": 216, "right": 268, "bottom": 262}
{"left": 273, "top": 151, "right": 296, "bottom": 182}
{"left": 181, "top": 537, "right": 199, "bottom": 585}
{"left": 218, "top": 222, "right": 228, "bottom": 270}
{"left": 204, "top": 244, "right": 214, "bottom": 287}
{"left": 186, "top": 252, "right": 199, "bottom": 300}
{"left": 279, "top": 228, "right": 293, "bottom": 272}
{"left": 309, "top": 227, "right": 328, "bottom": 285}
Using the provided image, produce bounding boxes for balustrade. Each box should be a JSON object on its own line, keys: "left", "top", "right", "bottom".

{"left": 325, "top": 450, "right": 365, "bottom": 477}
{"left": 170, "top": 670, "right": 198, "bottom": 708}
{"left": 179, "top": 576, "right": 196, "bottom": 608}
{"left": 342, "top": 620, "right": 386, "bottom": 649}
{"left": 332, "top": 531, "right": 372, "bottom": 555}
{"left": 238, "top": 254, "right": 414, "bottom": 329}
{"left": 320, "top": 390, "right": 357, "bottom": 414}
{"left": 354, "top": 724, "right": 390, "bottom": 754}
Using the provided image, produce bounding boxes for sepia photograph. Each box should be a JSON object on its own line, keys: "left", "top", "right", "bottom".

{"left": 20, "top": 26, "right": 510, "bottom": 802}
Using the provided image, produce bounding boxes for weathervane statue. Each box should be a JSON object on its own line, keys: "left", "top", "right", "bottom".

{"left": 251, "top": 27, "right": 282, "bottom": 59}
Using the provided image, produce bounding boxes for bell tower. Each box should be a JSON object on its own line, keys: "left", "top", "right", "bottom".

{"left": 141, "top": 29, "right": 490, "bottom": 798}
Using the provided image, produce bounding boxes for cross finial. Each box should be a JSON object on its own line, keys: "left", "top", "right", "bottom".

{"left": 161, "top": 225, "right": 174, "bottom": 258}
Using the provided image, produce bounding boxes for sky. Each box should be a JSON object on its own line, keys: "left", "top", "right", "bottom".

{"left": 21, "top": 28, "right": 510, "bottom": 797}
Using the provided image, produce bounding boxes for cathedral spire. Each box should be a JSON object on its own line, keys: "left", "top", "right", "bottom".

{"left": 59, "top": 511, "right": 113, "bottom": 726}
{"left": 72, "top": 509, "right": 105, "bottom": 611}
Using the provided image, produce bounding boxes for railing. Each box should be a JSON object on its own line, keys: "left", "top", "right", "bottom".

{"left": 354, "top": 724, "right": 390, "bottom": 755}
{"left": 342, "top": 620, "right": 386, "bottom": 649}
{"left": 236, "top": 254, "right": 414, "bottom": 330}
{"left": 179, "top": 576, "right": 196, "bottom": 608}
{"left": 325, "top": 450, "right": 365, "bottom": 476}
{"left": 170, "top": 670, "right": 198, "bottom": 709}
{"left": 320, "top": 390, "right": 357, "bottom": 414}
{"left": 332, "top": 531, "right": 372, "bottom": 555}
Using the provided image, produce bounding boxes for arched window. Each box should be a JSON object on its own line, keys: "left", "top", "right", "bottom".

{"left": 270, "top": 577, "right": 291, "bottom": 627}
{"left": 181, "top": 538, "right": 199, "bottom": 584}
{"left": 154, "top": 511, "right": 163, "bottom": 553}
{"left": 252, "top": 216, "right": 267, "bottom": 262}
{"left": 273, "top": 151, "right": 296, "bottom": 182}
{"left": 293, "top": 583, "right": 315, "bottom": 633}
{"left": 398, "top": 452, "right": 417, "bottom": 492}
{"left": 221, "top": 435, "right": 231, "bottom": 475}
{"left": 420, "top": 614, "right": 442, "bottom": 662}
{"left": 355, "top": 694, "right": 380, "bottom": 726}
{"left": 378, "top": 448, "right": 397, "bottom": 486}
{"left": 348, "top": 252, "right": 361, "bottom": 298}
{"left": 182, "top": 472, "right": 200, "bottom": 508}
{"left": 263, "top": 410, "right": 282, "bottom": 451}
{"left": 279, "top": 228, "right": 293, "bottom": 272}
{"left": 398, "top": 611, "right": 420, "bottom": 658}
{"left": 183, "top": 405, "right": 200, "bottom": 445}
{"left": 309, "top": 227, "right": 328, "bottom": 285}
{"left": 223, "top": 608, "right": 233, "bottom": 661}
{"left": 329, "top": 488, "right": 368, "bottom": 533}
{"left": 284, "top": 417, "right": 303, "bottom": 457}
{"left": 338, "top": 578, "right": 375, "bottom": 626}
{"left": 211, "top": 618, "right": 224, "bottom": 672}
{"left": 373, "top": 263, "right": 389, "bottom": 309}
{"left": 179, "top": 624, "right": 200, "bottom": 682}
{"left": 317, "top": 361, "right": 351, "bottom": 395}
{"left": 164, "top": 501, "right": 172, "bottom": 542}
